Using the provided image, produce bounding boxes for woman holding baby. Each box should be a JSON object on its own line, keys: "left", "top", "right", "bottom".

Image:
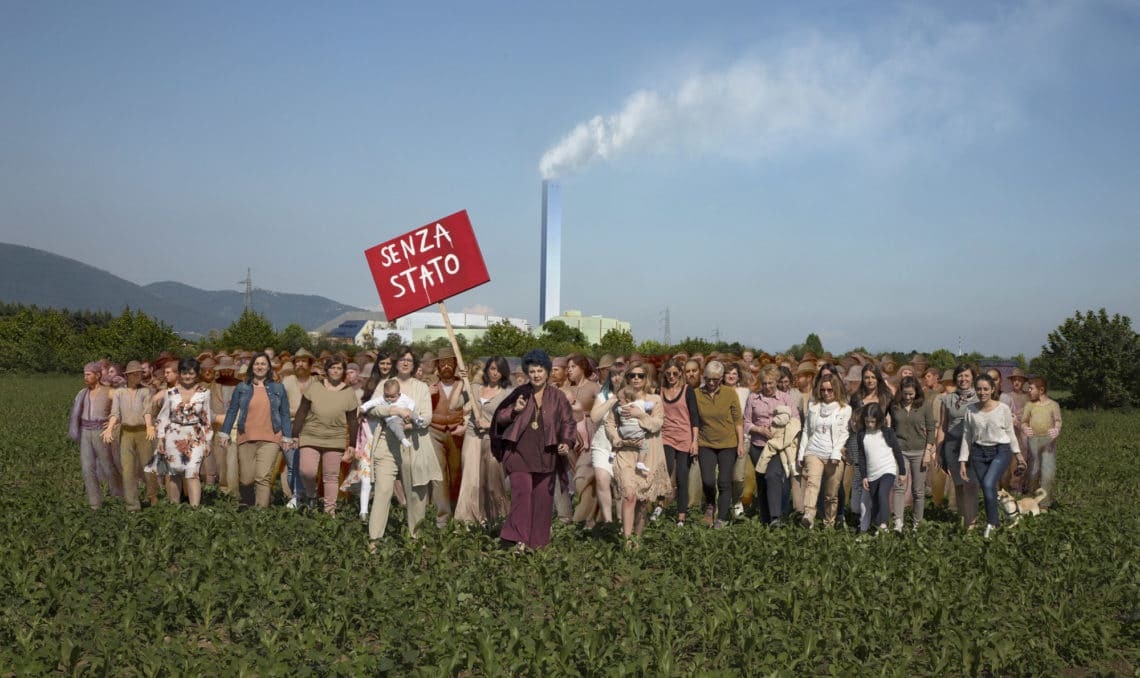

{"left": 603, "top": 360, "right": 672, "bottom": 545}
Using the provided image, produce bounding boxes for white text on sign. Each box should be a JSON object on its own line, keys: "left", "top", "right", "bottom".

{"left": 376, "top": 223, "right": 459, "bottom": 298}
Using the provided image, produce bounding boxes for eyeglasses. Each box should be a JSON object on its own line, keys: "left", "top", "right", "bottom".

{"left": 626, "top": 372, "right": 646, "bottom": 379}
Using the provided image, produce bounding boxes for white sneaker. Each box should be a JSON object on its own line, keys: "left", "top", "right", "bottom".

{"left": 286, "top": 496, "right": 299, "bottom": 510}
{"left": 984, "top": 524, "right": 995, "bottom": 539}
{"left": 650, "top": 505, "right": 664, "bottom": 521}
{"left": 733, "top": 502, "right": 744, "bottom": 518}
{"left": 635, "top": 462, "right": 650, "bottom": 474}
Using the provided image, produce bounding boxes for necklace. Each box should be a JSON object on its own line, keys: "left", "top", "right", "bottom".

{"left": 531, "top": 395, "right": 542, "bottom": 430}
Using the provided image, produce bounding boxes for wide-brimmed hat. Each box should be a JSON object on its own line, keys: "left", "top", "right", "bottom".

{"left": 293, "top": 348, "right": 314, "bottom": 362}
{"left": 215, "top": 356, "right": 236, "bottom": 372}
{"left": 1008, "top": 368, "right": 1027, "bottom": 381}
{"left": 123, "top": 360, "right": 144, "bottom": 375}
{"left": 436, "top": 346, "right": 456, "bottom": 362}
{"left": 941, "top": 369, "right": 955, "bottom": 383}
{"left": 196, "top": 351, "right": 214, "bottom": 362}
{"left": 598, "top": 354, "right": 616, "bottom": 369}
{"left": 199, "top": 357, "right": 218, "bottom": 371}
{"left": 844, "top": 365, "right": 862, "bottom": 382}
{"left": 796, "top": 361, "right": 817, "bottom": 376}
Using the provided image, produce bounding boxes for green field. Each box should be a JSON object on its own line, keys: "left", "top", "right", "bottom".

{"left": 1, "top": 375, "right": 1137, "bottom": 675}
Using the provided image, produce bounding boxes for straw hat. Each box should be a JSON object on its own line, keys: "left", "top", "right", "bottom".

{"left": 796, "top": 361, "right": 817, "bottom": 376}
{"left": 1008, "top": 368, "right": 1027, "bottom": 381}
{"left": 123, "top": 360, "right": 144, "bottom": 375}
{"left": 436, "top": 346, "right": 456, "bottom": 362}
{"left": 293, "top": 348, "right": 314, "bottom": 362}
{"left": 199, "top": 357, "right": 218, "bottom": 371}
{"left": 215, "top": 355, "right": 236, "bottom": 372}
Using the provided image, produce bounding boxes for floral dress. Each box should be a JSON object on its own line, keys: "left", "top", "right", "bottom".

{"left": 148, "top": 385, "right": 213, "bottom": 477}
{"left": 340, "top": 420, "right": 373, "bottom": 491}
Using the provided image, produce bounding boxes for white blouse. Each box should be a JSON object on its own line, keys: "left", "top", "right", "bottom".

{"left": 959, "top": 401, "right": 1021, "bottom": 462}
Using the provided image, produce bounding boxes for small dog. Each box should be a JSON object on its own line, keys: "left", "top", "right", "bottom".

{"left": 998, "top": 488, "right": 1047, "bottom": 527}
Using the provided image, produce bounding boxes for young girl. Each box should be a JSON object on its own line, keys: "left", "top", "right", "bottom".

{"left": 614, "top": 385, "right": 655, "bottom": 474}
{"left": 853, "top": 402, "right": 906, "bottom": 533}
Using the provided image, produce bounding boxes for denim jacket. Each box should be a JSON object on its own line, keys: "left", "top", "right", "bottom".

{"left": 221, "top": 380, "right": 293, "bottom": 439}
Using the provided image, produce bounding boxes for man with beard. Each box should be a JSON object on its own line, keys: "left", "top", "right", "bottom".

{"left": 198, "top": 357, "right": 220, "bottom": 485}
{"left": 429, "top": 346, "right": 465, "bottom": 524}
{"left": 280, "top": 348, "right": 316, "bottom": 505}
{"left": 346, "top": 362, "right": 364, "bottom": 402}
{"left": 210, "top": 356, "right": 242, "bottom": 494}
{"left": 69, "top": 362, "right": 121, "bottom": 507}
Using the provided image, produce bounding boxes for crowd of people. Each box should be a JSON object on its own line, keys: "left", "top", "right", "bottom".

{"left": 70, "top": 345, "right": 1062, "bottom": 548}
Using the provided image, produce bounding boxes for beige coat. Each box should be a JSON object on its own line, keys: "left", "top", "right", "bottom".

{"left": 755, "top": 406, "right": 802, "bottom": 478}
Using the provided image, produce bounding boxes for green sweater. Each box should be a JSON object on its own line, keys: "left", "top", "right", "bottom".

{"left": 889, "top": 402, "right": 936, "bottom": 451}
{"left": 695, "top": 386, "right": 742, "bottom": 449}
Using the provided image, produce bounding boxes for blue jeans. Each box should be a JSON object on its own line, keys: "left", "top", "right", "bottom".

{"left": 282, "top": 447, "right": 302, "bottom": 499}
{"left": 970, "top": 443, "right": 1013, "bottom": 527}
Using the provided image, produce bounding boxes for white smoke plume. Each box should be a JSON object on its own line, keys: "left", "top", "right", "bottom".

{"left": 538, "top": 3, "right": 1081, "bottom": 179}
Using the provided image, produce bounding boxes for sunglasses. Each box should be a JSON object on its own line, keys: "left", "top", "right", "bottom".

{"left": 819, "top": 386, "right": 834, "bottom": 393}
{"left": 626, "top": 372, "right": 646, "bottom": 379}
{"left": 664, "top": 370, "right": 680, "bottom": 377}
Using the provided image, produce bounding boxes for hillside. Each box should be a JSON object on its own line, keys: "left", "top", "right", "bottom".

{"left": 0, "top": 243, "right": 361, "bottom": 336}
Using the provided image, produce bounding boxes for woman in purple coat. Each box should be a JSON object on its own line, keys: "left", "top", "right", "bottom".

{"left": 492, "top": 349, "right": 576, "bottom": 551}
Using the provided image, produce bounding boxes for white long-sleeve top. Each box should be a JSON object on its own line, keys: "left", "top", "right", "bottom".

{"left": 959, "top": 401, "right": 1021, "bottom": 462}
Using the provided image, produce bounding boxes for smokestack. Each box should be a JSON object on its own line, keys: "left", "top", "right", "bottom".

{"left": 540, "top": 180, "right": 561, "bottom": 324}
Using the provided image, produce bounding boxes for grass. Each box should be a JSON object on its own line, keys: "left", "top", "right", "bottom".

{"left": 0, "top": 374, "right": 1137, "bottom": 675}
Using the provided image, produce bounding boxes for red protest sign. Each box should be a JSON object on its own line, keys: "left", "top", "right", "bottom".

{"left": 364, "top": 210, "right": 491, "bottom": 320}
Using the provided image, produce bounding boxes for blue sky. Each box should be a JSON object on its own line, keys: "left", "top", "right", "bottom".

{"left": 2, "top": 1, "right": 1138, "bottom": 357}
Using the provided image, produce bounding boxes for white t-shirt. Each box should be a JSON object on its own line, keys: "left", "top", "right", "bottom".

{"left": 863, "top": 431, "right": 896, "bottom": 482}
{"left": 805, "top": 408, "right": 839, "bottom": 459}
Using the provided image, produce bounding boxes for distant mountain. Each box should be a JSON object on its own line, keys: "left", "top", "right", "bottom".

{"left": 0, "top": 243, "right": 362, "bottom": 336}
